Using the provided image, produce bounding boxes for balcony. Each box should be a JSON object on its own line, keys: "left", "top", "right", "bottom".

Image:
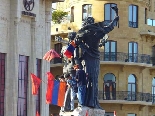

{"left": 100, "top": 52, "right": 153, "bottom": 67}
{"left": 50, "top": 52, "right": 153, "bottom": 67}
{"left": 98, "top": 91, "right": 155, "bottom": 105}
{"left": 140, "top": 31, "right": 155, "bottom": 37}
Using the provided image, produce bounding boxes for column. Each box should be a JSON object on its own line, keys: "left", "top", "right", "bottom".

{"left": 41, "top": 0, "right": 52, "bottom": 116}
{"left": 27, "top": 20, "right": 36, "bottom": 116}
{"left": 5, "top": 0, "right": 20, "bottom": 116}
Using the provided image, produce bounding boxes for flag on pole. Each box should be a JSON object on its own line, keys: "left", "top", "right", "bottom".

{"left": 45, "top": 72, "right": 67, "bottom": 107}
{"left": 46, "top": 72, "right": 55, "bottom": 104}
{"left": 51, "top": 81, "right": 66, "bottom": 106}
{"left": 114, "top": 111, "right": 116, "bottom": 116}
{"left": 43, "top": 49, "right": 61, "bottom": 62}
{"left": 31, "top": 73, "right": 41, "bottom": 95}
{"left": 64, "top": 41, "right": 76, "bottom": 58}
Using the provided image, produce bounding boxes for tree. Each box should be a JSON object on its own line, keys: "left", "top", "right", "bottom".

{"left": 52, "top": 10, "right": 68, "bottom": 24}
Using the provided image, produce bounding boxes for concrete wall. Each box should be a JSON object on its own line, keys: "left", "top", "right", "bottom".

{"left": 2, "top": 0, "right": 54, "bottom": 116}
{"left": 0, "top": 0, "right": 10, "bottom": 53}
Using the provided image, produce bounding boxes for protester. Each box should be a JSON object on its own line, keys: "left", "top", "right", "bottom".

{"left": 66, "top": 73, "right": 78, "bottom": 112}
{"left": 74, "top": 64, "right": 86, "bottom": 107}
{"left": 58, "top": 75, "right": 65, "bottom": 82}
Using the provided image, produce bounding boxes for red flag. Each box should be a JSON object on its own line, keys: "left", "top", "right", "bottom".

{"left": 31, "top": 73, "right": 41, "bottom": 95}
{"left": 36, "top": 111, "right": 40, "bottom": 116}
{"left": 86, "top": 110, "right": 88, "bottom": 116}
{"left": 46, "top": 72, "right": 55, "bottom": 103}
{"left": 43, "top": 49, "right": 60, "bottom": 62}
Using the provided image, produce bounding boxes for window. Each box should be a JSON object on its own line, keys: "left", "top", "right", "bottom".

{"left": 105, "top": 112, "right": 114, "bottom": 116}
{"left": 36, "top": 59, "right": 41, "bottom": 114}
{"left": 128, "top": 74, "right": 136, "bottom": 101}
{"left": 104, "top": 3, "right": 117, "bottom": 26}
{"left": 128, "top": 5, "right": 138, "bottom": 28}
{"left": 128, "top": 42, "right": 138, "bottom": 62}
{"left": 152, "top": 78, "right": 155, "bottom": 103}
{"left": 54, "top": 43, "right": 62, "bottom": 63}
{"left": 147, "top": 19, "right": 155, "bottom": 26}
{"left": 127, "top": 113, "right": 136, "bottom": 116}
{"left": 71, "top": 6, "right": 74, "bottom": 22}
{"left": 145, "top": 8, "right": 147, "bottom": 24}
{"left": 152, "top": 46, "right": 155, "bottom": 65}
{"left": 82, "top": 4, "right": 92, "bottom": 20}
{"left": 103, "top": 73, "right": 116, "bottom": 100}
{"left": 17, "top": 55, "right": 29, "bottom": 116}
{"left": 104, "top": 41, "right": 117, "bottom": 61}
{"left": 0, "top": 53, "right": 5, "bottom": 116}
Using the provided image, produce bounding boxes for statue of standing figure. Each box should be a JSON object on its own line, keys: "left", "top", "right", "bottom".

{"left": 61, "top": 6, "right": 119, "bottom": 110}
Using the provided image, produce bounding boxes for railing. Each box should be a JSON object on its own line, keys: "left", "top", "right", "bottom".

{"left": 128, "top": 21, "right": 138, "bottom": 28}
{"left": 51, "top": 58, "right": 63, "bottom": 64}
{"left": 51, "top": 52, "right": 152, "bottom": 65}
{"left": 98, "top": 91, "right": 155, "bottom": 103}
{"left": 100, "top": 52, "right": 152, "bottom": 64}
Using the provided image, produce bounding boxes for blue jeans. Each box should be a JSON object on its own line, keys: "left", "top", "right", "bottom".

{"left": 70, "top": 89, "right": 78, "bottom": 110}
{"left": 78, "top": 85, "right": 86, "bottom": 105}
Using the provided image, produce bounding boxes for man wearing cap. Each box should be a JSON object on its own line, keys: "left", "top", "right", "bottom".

{"left": 74, "top": 64, "right": 87, "bottom": 107}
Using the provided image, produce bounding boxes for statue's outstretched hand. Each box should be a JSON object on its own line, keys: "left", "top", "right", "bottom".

{"left": 114, "top": 16, "right": 119, "bottom": 22}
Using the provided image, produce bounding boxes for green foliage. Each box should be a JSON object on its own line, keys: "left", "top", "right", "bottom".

{"left": 52, "top": 10, "right": 68, "bottom": 24}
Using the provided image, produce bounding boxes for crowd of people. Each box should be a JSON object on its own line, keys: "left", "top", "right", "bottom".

{"left": 58, "top": 64, "right": 87, "bottom": 112}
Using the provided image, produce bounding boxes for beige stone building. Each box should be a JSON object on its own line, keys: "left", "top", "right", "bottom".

{"left": 0, "top": 0, "right": 65, "bottom": 116}
{"left": 50, "top": 0, "right": 155, "bottom": 116}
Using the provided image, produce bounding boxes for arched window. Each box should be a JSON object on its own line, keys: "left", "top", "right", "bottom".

{"left": 103, "top": 73, "right": 116, "bottom": 100}
{"left": 152, "top": 78, "right": 155, "bottom": 103}
{"left": 128, "top": 74, "right": 136, "bottom": 100}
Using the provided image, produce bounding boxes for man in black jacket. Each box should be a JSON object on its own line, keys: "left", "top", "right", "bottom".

{"left": 74, "top": 64, "right": 86, "bottom": 107}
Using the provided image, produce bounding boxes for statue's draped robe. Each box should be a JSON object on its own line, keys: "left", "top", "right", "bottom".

{"left": 74, "top": 17, "right": 118, "bottom": 108}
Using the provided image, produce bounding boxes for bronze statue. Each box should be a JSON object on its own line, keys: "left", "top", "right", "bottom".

{"left": 73, "top": 6, "right": 119, "bottom": 109}
{"left": 60, "top": 6, "right": 119, "bottom": 110}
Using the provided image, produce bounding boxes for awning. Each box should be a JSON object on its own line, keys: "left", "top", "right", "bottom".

{"left": 52, "top": 0, "right": 65, "bottom": 3}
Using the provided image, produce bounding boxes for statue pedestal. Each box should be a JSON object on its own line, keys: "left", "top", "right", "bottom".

{"left": 59, "top": 106, "right": 105, "bottom": 116}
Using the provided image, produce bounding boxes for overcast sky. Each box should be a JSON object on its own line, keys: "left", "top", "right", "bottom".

{"left": 52, "top": 3, "right": 57, "bottom": 9}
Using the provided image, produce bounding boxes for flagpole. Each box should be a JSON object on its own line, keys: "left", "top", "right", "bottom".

{"left": 41, "top": 79, "right": 46, "bottom": 83}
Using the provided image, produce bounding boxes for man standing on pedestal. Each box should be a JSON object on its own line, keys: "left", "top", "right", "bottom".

{"left": 74, "top": 64, "right": 87, "bottom": 107}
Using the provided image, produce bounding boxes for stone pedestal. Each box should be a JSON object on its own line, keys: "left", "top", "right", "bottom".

{"left": 59, "top": 106, "right": 105, "bottom": 116}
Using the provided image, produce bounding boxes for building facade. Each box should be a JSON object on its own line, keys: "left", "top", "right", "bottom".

{"left": 50, "top": 0, "right": 155, "bottom": 116}
{"left": 0, "top": 0, "right": 64, "bottom": 116}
